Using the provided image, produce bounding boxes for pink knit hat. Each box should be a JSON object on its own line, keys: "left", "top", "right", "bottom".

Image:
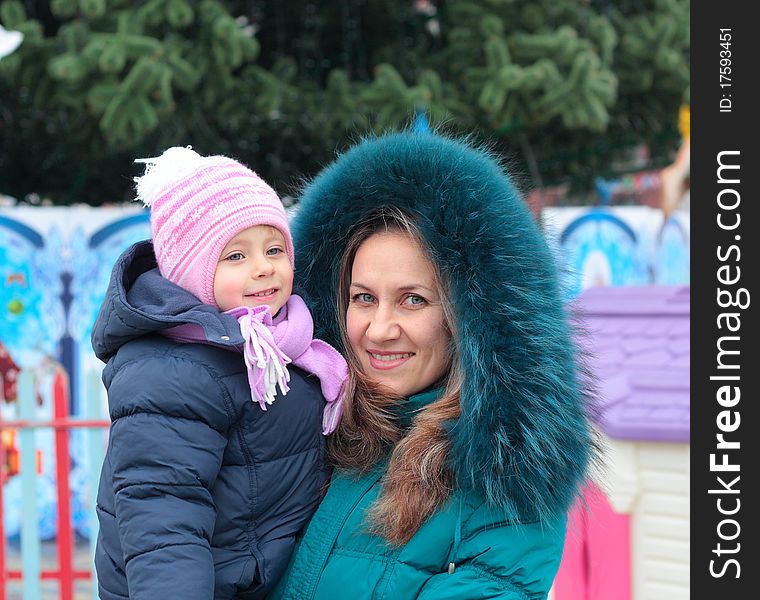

{"left": 134, "top": 146, "right": 293, "bottom": 307}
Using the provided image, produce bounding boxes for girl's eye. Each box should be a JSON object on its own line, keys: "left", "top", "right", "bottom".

{"left": 351, "top": 292, "right": 375, "bottom": 304}
{"left": 226, "top": 252, "right": 245, "bottom": 261}
{"left": 266, "top": 247, "right": 283, "bottom": 256}
{"left": 403, "top": 294, "right": 426, "bottom": 306}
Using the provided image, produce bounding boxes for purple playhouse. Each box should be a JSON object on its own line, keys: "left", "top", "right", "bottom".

{"left": 554, "top": 285, "right": 690, "bottom": 600}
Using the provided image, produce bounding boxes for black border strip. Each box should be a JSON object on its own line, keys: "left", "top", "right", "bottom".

{"left": 691, "top": 2, "right": 758, "bottom": 597}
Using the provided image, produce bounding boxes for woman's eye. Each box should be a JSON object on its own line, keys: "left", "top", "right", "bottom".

{"left": 351, "top": 293, "right": 374, "bottom": 304}
{"left": 266, "top": 247, "right": 283, "bottom": 256}
{"left": 404, "top": 294, "right": 426, "bottom": 306}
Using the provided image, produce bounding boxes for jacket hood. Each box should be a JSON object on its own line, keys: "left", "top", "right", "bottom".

{"left": 91, "top": 240, "right": 245, "bottom": 361}
{"left": 291, "top": 131, "right": 594, "bottom": 521}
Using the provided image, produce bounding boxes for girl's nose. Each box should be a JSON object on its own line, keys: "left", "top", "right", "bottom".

{"left": 251, "top": 256, "right": 275, "bottom": 278}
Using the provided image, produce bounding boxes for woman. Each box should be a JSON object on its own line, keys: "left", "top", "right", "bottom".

{"left": 271, "top": 131, "right": 596, "bottom": 599}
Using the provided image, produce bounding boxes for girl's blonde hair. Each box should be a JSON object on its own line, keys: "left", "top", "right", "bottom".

{"left": 329, "top": 206, "right": 463, "bottom": 545}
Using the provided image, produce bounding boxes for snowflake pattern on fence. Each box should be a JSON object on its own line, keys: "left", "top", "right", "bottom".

{"left": 558, "top": 210, "right": 651, "bottom": 300}
{"left": 0, "top": 223, "right": 64, "bottom": 367}
{"left": 66, "top": 215, "right": 151, "bottom": 345}
{"left": 68, "top": 214, "right": 150, "bottom": 537}
{"left": 654, "top": 217, "right": 690, "bottom": 284}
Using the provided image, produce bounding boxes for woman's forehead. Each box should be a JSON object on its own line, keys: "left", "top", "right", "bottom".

{"left": 351, "top": 232, "right": 436, "bottom": 287}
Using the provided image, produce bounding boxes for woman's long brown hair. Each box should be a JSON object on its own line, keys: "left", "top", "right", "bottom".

{"left": 329, "top": 206, "right": 463, "bottom": 545}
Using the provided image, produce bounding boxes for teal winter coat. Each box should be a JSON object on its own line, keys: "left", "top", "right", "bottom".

{"left": 271, "top": 131, "right": 596, "bottom": 599}
{"left": 271, "top": 390, "right": 567, "bottom": 600}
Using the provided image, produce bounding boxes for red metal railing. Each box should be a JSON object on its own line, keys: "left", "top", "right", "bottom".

{"left": 0, "top": 369, "right": 109, "bottom": 599}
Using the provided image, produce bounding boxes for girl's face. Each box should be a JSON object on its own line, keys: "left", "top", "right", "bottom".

{"left": 346, "top": 232, "right": 451, "bottom": 397}
{"left": 214, "top": 226, "right": 293, "bottom": 314}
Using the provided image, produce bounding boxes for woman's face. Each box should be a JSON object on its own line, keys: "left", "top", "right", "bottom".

{"left": 346, "top": 232, "right": 451, "bottom": 397}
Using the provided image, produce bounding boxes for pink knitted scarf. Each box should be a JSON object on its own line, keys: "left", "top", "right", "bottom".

{"left": 162, "top": 294, "right": 346, "bottom": 434}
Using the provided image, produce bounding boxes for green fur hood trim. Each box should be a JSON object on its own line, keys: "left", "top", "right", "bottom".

{"left": 291, "top": 131, "right": 593, "bottom": 522}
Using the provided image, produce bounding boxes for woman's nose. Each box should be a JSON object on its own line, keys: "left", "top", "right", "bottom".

{"left": 365, "top": 305, "right": 400, "bottom": 341}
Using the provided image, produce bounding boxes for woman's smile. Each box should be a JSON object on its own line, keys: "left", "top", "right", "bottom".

{"left": 366, "top": 349, "right": 415, "bottom": 370}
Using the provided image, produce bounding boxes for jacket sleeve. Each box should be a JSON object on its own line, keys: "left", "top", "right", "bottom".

{"left": 106, "top": 355, "right": 233, "bottom": 600}
{"left": 416, "top": 500, "right": 567, "bottom": 600}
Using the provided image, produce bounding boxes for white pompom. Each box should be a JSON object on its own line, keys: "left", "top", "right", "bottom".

{"left": 134, "top": 146, "right": 207, "bottom": 207}
{"left": 0, "top": 25, "right": 24, "bottom": 59}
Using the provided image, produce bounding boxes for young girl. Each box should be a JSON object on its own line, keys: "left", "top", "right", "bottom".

{"left": 91, "top": 147, "right": 346, "bottom": 600}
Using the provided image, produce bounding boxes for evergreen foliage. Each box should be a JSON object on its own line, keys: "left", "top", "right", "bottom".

{"left": 0, "top": 0, "right": 689, "bottom": 205}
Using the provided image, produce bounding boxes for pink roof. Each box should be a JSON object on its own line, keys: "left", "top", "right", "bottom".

{"left": 573, "top": 285, "right": 689, "bottom": 442}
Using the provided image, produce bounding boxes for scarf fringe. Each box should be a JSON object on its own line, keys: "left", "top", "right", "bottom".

{"left": 239, "top": 310, "right": 292, "bottom": 410}
{"left": 231, "top": 299, "right": 347, "bottom": 435}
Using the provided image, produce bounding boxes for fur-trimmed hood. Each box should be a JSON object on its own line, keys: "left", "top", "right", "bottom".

{"left": 291, "top": 131, "right": 593, "bottom": 521}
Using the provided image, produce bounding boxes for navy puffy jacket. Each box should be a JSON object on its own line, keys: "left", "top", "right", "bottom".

{"left": 92, "top": 241, "right": 328, "bottom": 600}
